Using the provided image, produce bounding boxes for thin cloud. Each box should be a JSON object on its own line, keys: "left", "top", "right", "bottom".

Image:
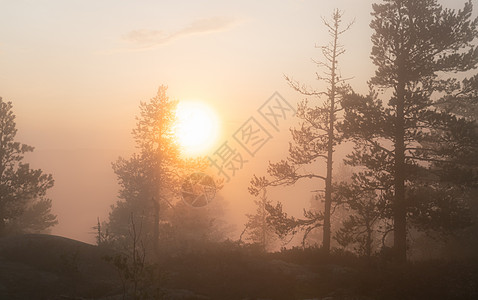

{"left": 122, "top": 16, "right": 237, "bottom": 49}
{"left": 123, "top": 29, "right": 168, "bottom": 46}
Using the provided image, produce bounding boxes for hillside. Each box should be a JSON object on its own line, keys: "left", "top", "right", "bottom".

{"left": 1, "top": 234, "right": 477, "bottom": 299}
{"left": 0, "top": 234, "right": 120, "bottom": 299}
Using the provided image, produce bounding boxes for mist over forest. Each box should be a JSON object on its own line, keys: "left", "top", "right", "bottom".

{"left": 1, "top": 0, "right": 478, "bottom": 299}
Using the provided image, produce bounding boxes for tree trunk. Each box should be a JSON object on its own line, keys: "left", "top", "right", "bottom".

{"left": 323, "top": 13, "right": 339, "bottom": 255}
{"left": 324, "top": 94, "right": 334, "bottom": 253}
{"left": 260, "top": 189, "right": 267, "bottom": 252}
{"left": 393, "top": 76, "right": 407, "bottom": 263}
{"left": 0, "top": 217, "right": 5, "bottom": 236}
{"left": 365, "top": 218, "right": 372, "bottom": 258}
{"left": 153, "top": 197, "right": 160, "bottom": 258}
{"left": 323, "top": 123, "right": 333, "bottom": 254}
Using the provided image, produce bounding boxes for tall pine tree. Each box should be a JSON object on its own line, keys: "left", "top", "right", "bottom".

{"left": 342, "top": 0, "right": 478, "bottom": 262}
{"left": 250, "top": 10, "right": 353, "bottom": 254}
{"left": 106, "top": 86, "right": 205, "bottom": 255}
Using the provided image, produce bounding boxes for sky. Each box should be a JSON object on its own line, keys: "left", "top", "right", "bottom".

{"left": 0, "top": 0, "right": 472, "bottom": 243}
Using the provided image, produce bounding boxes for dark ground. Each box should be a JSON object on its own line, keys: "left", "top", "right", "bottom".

{"left": 0, "top": 234, "right": 477, "bottom": 299}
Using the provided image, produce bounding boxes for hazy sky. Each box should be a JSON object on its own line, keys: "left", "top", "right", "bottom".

{"left": 0, "top": 0, "right": 471, "bottom": 243}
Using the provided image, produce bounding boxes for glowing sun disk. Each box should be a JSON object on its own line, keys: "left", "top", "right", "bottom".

{"left": 175, "top": 101, "right": 219, "bottom": 156}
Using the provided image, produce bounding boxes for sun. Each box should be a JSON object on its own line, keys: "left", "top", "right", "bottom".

{"left": 175, "top": 100, "right": 220, "bottom": 156}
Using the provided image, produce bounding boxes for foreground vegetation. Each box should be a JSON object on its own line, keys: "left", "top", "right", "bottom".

{"left": 1, "top": 234, "right": 477, "bottom": 300}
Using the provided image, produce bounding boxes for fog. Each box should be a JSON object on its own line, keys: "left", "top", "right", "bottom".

{"left": 1, "top": 0, "right": 477, "bottom": 299}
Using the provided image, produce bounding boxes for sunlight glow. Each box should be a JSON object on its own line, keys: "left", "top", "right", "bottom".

{"left": 175, "top": 100, "right": 220, "bottom": 156}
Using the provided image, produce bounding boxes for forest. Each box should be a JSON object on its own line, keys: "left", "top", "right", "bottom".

{"left": 1, "top": 0, "right": 477, "bottom": 299}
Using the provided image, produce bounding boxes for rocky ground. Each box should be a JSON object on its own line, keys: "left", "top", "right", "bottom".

{"left": 1, "top": 234, "right": 477, "bottom": 299}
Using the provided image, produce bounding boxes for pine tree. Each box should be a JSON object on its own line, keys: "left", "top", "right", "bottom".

{"left": 106, "top": 86, "right": 205, "bottom": 255}
{"left": 0, "top": 97, "right": 57, "bottom": 235}
{"left": 243, "top": 187, "right": 277, "bottom": 252}
{"left": 250, "top": 10, "right": 353, "bottom": 254}
{"left": 334, "top": 183, "right": 384, "bottom": 257}
{"left": 342, "top": 0, "right": 478, "bottom": 262}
